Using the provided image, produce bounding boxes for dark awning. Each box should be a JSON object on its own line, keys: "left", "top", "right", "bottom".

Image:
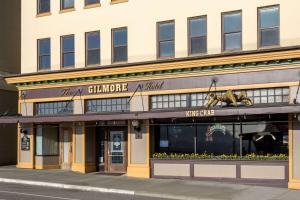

{"left": 0, "top": 104, "right": 299, "bottom": 124}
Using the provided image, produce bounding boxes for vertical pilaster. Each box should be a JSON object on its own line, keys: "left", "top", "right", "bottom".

{"left": 288, "top": 114, "right": 300, "bottom": 189}
{"left": 127, "top": 119, "right": 150, "bottom": 178}
{"left": 17, "top": 124, "right": 34, "bottom": 169}
{"left": 72, "top": 122, "right": 87, "bottom": 173}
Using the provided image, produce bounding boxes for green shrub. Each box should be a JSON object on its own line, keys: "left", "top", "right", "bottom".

{"left": 152, "top": 153, "right": 288, "bottom": 160}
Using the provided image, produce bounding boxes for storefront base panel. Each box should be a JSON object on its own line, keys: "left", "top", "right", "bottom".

{"left": 127, "top": 165, "right": 150, "bottom": 178}
{"left": 17, "top": 162, "right": 34, "bottom": 169}
{"left": 288, "top": 181, "right": 300, "bottom": 189}
{"left": 35, "top": 165, "right": 60, "bottom": 170}
{"left": 72, "top": 164, "right": 86, "bottom": 173}
{"left": 151, "top": 159, "right": 288, "bottom": 188}
{"left": 85, "top": 163, "right": 97, "bottom": 173}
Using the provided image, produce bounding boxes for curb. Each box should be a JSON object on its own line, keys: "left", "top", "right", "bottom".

{"left": 0, "top": 178, "right": 135, "bottom": 196}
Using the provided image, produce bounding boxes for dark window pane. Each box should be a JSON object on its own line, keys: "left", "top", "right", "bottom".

{"left": 113, "top": 28, "right": 127, "bottom": 46}
{"left": 39, "top": 56, "right": 50, "bottom": 70}
{"left": 87, "top": 32, "right": 100, "bottom": 49}
{"left": 63, "top": 53, "right": 75, "bottom": 67}
{"left": 62, "top": 0, "right": 74, "bottom": 9}
{"left": 224, "top": 32, "right": 241, "bottom": 50}
{"left": 224, "top": 12, "right": 242, "bottom": 33}
{"left": 87, "top": 49, "right": 100, "bottom": 65}
{"left": 168, "top": 126, "right": 195, "bottom": 153}
{"left": 38, "top": 0, "right": 50, "bottom": 13}
{"left": 62, "top": 36, "right": 74, "bottom": 52}
{"left": 159, "top": 22, "right": 175, "bottom": 41}
{"left": 260, "top": 7, "right": 279, "bottom": 28}
{"left": 260, "top": 28, "right": 279, "bottom": 47}
{"left": 85, "top": 0, "right": 100, "bottom": 5}
{"left": 113, "top": 46, "right": 127, "bottom": 62}
{"left": 160, "top": 41, "right": 174, "bottom": 57}
{"left": 191, "top": 37, "right": 207, "bottom": 54}
{"left": 190, "top": 17, "right": 207, "bottom": 37}
{"left": 39, "top": 39, "right": 50, "bottom": 54}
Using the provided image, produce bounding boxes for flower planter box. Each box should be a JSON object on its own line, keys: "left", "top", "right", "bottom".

{"left": 150, "top": 159, "right": 288, "bottom": 187}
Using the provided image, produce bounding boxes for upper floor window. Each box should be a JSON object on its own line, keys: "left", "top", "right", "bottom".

{"left": 222, "top": 11, "right": 242, "bottom": 51}
{"left": 188, "top": 16, "right": 207, "bottom": 55}
{"left": 37, "top": 0, "right": 50, "bottom": 14}
{"left": 86, "top": 31, "right": 100, "bottom": 66}
{"left": 61, "top": 35, "right": 75, "bottom": 68}
{"left": 158, "top": 21, "right": 175, "bottom": 58}
{"left": 85, "top": 0, "right": 100, "bottom": 6}
{"left": 61, "top": 0, "right": 74, "bottom": 10}
{"left": 258, "top": 6, "right": 280, "bottom": 48}
{"left": 38, "top": 38, "right": 51, "bottom": 71}
{"left": 112, "top": 27, "right": 128, "bottom": 63}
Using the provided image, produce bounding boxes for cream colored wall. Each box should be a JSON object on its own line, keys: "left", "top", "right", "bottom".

{"left": 21, "top": 0, "right": 300, "bottom": 74}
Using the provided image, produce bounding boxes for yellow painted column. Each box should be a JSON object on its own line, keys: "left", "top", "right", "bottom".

{"left": 288, "top": 114, "right": 300, "bottom": 189}
{"left": 17, "top": 124, "right": 35, "bottom": 169}
{"left": 72, "top": 122, "right": 87, "bottom": 173}
{"left": 127, "top": 119, "right": 150, "bottom": 178}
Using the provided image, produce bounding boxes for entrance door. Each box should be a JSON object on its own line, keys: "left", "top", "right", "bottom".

{"left": 108, "top": 131, "right": 127, "bottom": 172}
{"left": 61, "top": 129, "right": 72, "bottom": 170}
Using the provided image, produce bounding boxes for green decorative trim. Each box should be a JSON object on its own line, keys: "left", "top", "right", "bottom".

{"left": 16, "top": 58, "right": 300, "bottom": 88}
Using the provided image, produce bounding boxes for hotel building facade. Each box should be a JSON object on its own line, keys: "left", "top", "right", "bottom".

{"left": 2, "top": 0, "right": 300, "bottom": 189}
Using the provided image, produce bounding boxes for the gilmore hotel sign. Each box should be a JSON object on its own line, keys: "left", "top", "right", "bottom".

{"left": 20, "top": 81, "right": 165, "bottom": 99}
{"left": 88, "top": 83, "right": 129, "bottom": 94}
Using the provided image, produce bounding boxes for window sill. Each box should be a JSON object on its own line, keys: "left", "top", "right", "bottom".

{"left": 85, "top": 64, "right": 100, "bottom": 68}
{"left": 84, "top": 3, "right": 101, "bottom": 9}
{"left": 188, "top": 52, "right": 208, "bottom": 57}
{"left": 36, "top": 12, "right": 51, "bottom": 18}
{"left": 221, "top": 49, "right": 243, "bottom": 54}
{"left": 111, "top": 61, "right": 128, "bottom": 65}
{"left": 110, "top": 0, "right": 129, "bottom": 5}
{"left": 258, "top": 45, "right": 281, "bottom": 50}
{"left": 157, "top": 56, "right": 176, "bottom": 61}
{"left": 60, "top": 8, "right": 75, "bottom": 14}
{"left": 37, "top": 69, "right": 51, "bottom": 72}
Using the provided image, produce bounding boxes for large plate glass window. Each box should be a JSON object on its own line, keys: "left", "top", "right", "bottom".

{"left": 189, "top": 16, "right": 207, "bottom": 55}
{"left": 258, "top": 6, "right": 280, "bottom": 47}
{"left": 222, "top": 11, "right": 242, "bottom": 51}
{"left": 61, "top": 35, "right": 75, "bottom": 68}
{"left": 36, "top": 125, "right": 59, "bottom": 156}
{"left": 112, "top": 27, "right": 128, "bottom": 63}
{"left": 158, "top": 21, "right": 175, "bottom": 58}
{"left": 86, "top": 31, "right": 100, "bottom": 66}
{"left": 38, "top": 38, "right": 51, "bottom": 71}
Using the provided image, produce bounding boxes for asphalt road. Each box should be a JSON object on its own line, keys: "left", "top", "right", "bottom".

{"left": 0, "top": 183, "right": 171, "bottom": 200}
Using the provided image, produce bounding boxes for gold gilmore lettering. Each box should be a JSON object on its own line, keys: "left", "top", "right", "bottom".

{"left": 88, "top": 83, "right": 129, "bottom": 94}
{"left": 186, "top": 109, "right": 215, "bottom": 117}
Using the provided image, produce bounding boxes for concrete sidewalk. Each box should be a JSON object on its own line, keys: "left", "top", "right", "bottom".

{"left": 0, "top": 166, "right": 299, "bottom": 200}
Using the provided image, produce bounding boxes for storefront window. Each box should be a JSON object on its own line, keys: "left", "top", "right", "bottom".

{"left": 154, "top": 116, "right": 288, "bottom": 156}
{"left": 36, "top": 125, "right": 59, "bottom": 156}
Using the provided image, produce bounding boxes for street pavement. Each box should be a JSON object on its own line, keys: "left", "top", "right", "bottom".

{"left": 0, "top": 183, "right": 172, "bottom": 200}
{"left": 0, "top": 166, "right": 300, "bottom": 200}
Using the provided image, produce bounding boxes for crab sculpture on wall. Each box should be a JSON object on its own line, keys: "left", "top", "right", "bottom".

{"left": 205, "top": 90, "right": 253, "bottom": 108}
